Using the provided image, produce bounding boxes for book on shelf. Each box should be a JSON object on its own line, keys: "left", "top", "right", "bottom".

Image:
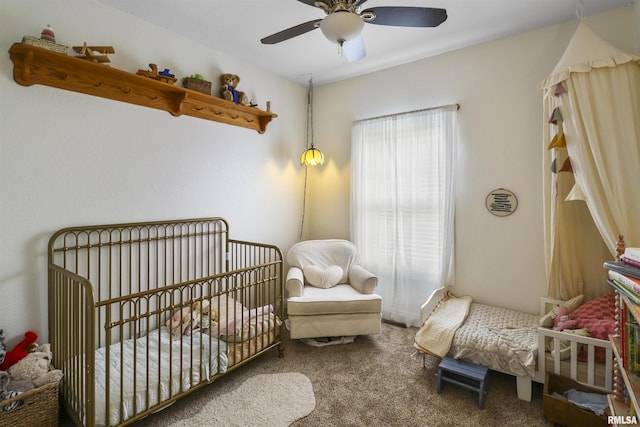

{"left": 626, "top": 321, "right": 639, "bottom": 373}
{"left": 624, "top": 247, "right": 640, "bottom": 263}
{"left": 604, "top": 260, "right": 640, "bottom": 280}
{"left": 627, "top": 320, "right": 640, "bottom": 374}
{"left": 623, "top": 256, "right": 640, "bottom": 269}
{"left": 610, "top": 270, "right": 640, "bottom": 295}
{"left": 622, "top": 304, "right": 628, "bottom": 370}
{"left": 608, "top": 279, "right": 640, "bottom": 305}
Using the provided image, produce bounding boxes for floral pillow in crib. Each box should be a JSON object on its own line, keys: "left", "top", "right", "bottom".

{"left": 209, "top": 295, "right": 275, "bottom": 340}
{"left": 209, "top": 296, "right": 248, "bottom": 336}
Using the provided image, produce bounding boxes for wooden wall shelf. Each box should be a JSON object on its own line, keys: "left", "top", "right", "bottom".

{"left": 8, "top": 43, "right": 277, "bottom": 134}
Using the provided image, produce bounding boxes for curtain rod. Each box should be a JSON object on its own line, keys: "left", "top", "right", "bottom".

{"left": 353, "top": 103, "right": 460, "bottom": 125}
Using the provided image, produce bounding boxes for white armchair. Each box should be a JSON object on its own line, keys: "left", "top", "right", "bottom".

{"left": 285, "top": 239, "right": 382, "bottom": 339}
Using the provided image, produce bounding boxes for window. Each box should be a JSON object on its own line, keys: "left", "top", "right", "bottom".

{"left": 351, "top": 105, "right": 457, "bottom": 326}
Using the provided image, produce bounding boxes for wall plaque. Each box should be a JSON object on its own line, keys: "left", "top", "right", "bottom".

{"left": 485, "top": 188, "right": 518, "bottom": 217}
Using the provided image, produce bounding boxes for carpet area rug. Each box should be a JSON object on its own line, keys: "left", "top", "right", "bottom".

{"left": 166, "top": 372, "right": 315, "bottom": 427}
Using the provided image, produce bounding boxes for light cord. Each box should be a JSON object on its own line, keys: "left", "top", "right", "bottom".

{"left": 300, "top": 77, "right": 313, "bottom": 240}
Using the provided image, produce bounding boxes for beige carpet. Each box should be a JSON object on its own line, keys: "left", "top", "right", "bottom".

{"left": 136, "top": 372, "right": 314, "bottom": 427}
{"left": 69, "top": 322, "right": 547, "bottom": 427}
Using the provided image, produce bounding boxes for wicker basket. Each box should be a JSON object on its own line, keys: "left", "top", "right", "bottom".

{"left": 0, "top": 381, "right": 60, "bottom": 427}
{"left": 183, "top": 77, "right": 212, "bottom": 95}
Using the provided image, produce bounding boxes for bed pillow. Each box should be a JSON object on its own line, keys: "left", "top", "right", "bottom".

{"left": 540, "top": 294, "right": 584, "bottom": 327}
{"left": 304, "top": 265, "right": 343, "bottom": 289}
{"left": 571, "top": 294, "right": 616, "bottom": 362}
{"left": 572, "top": 294, "right": 616, "bottom": 340}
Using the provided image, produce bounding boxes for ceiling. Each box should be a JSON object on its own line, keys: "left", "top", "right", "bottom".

{"left": 97, "top": 0, "right": 631, "bottom": 86}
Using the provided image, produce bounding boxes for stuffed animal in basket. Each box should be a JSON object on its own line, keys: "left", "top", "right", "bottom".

{"left": 0, "top": 331, "right": 37, "bottom": 370}
{"left": 220, "top": 73, "right": 250, "bottom": 106}
{"left": 0, "top": 329, "right": 23, "bottom": 411}
{"left": 7, "top": 343, "right": 63, "bottom": 392}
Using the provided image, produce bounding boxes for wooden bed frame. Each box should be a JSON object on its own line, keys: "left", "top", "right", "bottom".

{"left": 420, "top": 287, "right": 614, "bottom": 402}
{"left": 48, "top": 217, "right": 284, "bottom": 427}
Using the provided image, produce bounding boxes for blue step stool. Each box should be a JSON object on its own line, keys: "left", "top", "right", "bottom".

{"left": 437, "top": 357, "right": 489, "bottom": 409}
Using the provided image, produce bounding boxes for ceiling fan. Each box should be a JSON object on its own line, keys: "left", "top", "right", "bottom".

{"left": 260, "top": 0, "right": 447, "bottom": 62}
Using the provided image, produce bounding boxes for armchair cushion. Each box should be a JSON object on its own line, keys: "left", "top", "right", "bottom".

{"left": 287, "top": 285, "right": 382, "bottom": 316}
{"left": 303, "top": 265, "right": 343, "bottom": 289}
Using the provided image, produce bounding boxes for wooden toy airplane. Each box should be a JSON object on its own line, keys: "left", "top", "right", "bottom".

{"left": 72, "top": 42, "right": 114, "bottom": 63}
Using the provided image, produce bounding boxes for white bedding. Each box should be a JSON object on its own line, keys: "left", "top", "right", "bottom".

{"left": 93, "top": 326, "right": 228, "bottom": 426}
{"left": 450, "top": 303, "right": 539, "bottom": 376}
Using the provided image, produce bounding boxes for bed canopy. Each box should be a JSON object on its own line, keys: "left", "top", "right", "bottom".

{"left": 541, "top": 21, "right": 640, "bottom": 300}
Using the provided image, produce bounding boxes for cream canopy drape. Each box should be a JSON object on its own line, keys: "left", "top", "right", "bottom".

{"left": 541, "top": 21, "right": 640, "bottom": 300}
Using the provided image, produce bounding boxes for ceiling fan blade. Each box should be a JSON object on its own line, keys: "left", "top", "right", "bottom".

{"left": 363, "top": 7, "right": 447, "bottom": 27}
{"left": 261, "top": 19, "right": 322, "bottom": 44}
{"left": 343, "top": 35, "right": 366, "bottom": 62}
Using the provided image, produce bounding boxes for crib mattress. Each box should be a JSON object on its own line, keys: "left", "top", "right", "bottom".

{"left": 449, "top": 302, "right": 539, "bottom": 377}
{"left": 93, "top": 326, "right": 228, "bottom": 426}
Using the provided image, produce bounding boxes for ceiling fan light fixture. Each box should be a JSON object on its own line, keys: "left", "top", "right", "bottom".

{"left": 319, "top": 11, "right": 364, "bottom": 45}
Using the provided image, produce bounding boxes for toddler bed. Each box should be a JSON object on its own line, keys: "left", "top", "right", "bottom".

{"left": 415, "top": 287, "right": 615, "bottom": 402}
{"left": 48, "top": 217, "right": 284, "bottom": 427}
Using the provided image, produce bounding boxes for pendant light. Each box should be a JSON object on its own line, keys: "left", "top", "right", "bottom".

{"left": 300, "top": 77, "right": 324, "bottom": 166}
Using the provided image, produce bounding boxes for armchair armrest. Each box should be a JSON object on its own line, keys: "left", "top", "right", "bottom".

{"left": 349, "top": 265, "right": 378, "bottom": 294}
{"left": 286, "top": 266, "right": 304, "bottom": 297}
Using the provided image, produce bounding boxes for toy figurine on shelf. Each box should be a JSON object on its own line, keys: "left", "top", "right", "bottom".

{"left": 20, "top": 24, "right": 69, "bottom": 54}
{"left": 136, "top": 63, "right": 177, "bottom": 84}
{"left": 616, "top": 234, "right": 626, "bottom": 261}
{"left": 40, "top": 25, "right": 56, "bottom": 42}
{"left": 72, "top": 42, "right": 114, "bottom": 63}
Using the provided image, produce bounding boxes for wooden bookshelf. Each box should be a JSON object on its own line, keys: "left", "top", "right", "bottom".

{"left": 609, "top": 294, "right": 640, "bottom": 423}
{"left": 8, "top": 42, "right": 277, "bottom": 134}
{"left": 611, "top": 335, "right": 640, "bottom": 409}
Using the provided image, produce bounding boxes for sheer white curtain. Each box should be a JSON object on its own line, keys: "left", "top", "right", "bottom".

{"left": 351, "top": 105, "right": 457, "bottom": 327}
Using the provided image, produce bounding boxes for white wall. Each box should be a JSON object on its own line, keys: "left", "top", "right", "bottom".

{"left": 1, "top": 2, "right": 636, "bottom": 346}
{"left": 0, "top": 0, "right": 307, "bottom": 346}
{"left": 308, "top": 7, "right": 637, "bottom": 313}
